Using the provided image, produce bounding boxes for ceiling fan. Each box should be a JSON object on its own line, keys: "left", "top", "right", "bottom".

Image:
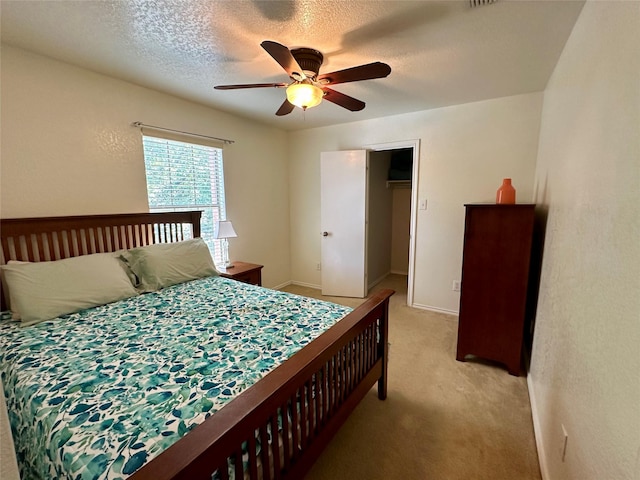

{"left": 214, "top": 41, "right": 391, "bottom": 116}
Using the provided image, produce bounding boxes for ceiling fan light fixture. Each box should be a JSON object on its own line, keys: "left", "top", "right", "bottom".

{"left": 286, "top": 83, "right": 323, "bottom": 110}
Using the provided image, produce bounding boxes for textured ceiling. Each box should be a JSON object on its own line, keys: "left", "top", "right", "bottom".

{"left": 0, "top": 0, "right": 585, "bottom": 131}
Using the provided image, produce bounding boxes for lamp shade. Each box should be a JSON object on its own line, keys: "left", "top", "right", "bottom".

{"left": 213, "top": 220, "right": 237, "bottom": 239}
{"left": 286, "top": 83, "right": 323, "bottom": 110}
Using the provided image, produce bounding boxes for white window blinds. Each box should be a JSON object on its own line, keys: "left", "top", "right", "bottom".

{"left": 141, "top": 134, "right": 227, "bottom": 264}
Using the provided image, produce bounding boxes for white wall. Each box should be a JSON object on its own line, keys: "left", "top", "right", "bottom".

{"left": 0, "top": 45, "right": 291, "bottom": 288}
{"left": 529, "top": 2, "right": 640, "bottom": 479}
{"left": 289, "top": 92, "right": 542, "bottom": 313}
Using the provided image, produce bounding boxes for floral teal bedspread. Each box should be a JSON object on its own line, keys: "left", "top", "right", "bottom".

{"left": 0, "top": 276, "right": 351, "bottom": 480}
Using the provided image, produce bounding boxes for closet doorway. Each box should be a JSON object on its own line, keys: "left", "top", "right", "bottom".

{"left": 367, "top": 140, "right": 419, "bottom": 306}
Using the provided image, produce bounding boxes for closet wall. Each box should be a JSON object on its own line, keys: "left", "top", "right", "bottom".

{"left": 391, "top": 187, "right": 411, "bottom": 275}
{"left": 367, "top": 150, "right": 412, "bottom": 289}
{"left": 367, "top": 152, "right": 393, "bottom": 287}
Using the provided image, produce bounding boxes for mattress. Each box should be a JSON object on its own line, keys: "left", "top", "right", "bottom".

{"left": 0, "top": 276, "right": 352, "bottom": 480}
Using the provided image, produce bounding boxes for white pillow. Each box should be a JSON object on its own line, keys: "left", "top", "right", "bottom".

{"left": 120, "top": 238, "right": 218, "bottom": 292}
{"left": 1, "top": 253, "right": 139, "bottom": 326}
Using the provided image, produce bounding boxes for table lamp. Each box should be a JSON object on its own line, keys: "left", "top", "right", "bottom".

{"left": 213, "top": 220, "right": 237, "bottom": 268}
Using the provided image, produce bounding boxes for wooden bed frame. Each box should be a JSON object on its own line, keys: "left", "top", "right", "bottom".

{"left": 0, "top": 211, "right": 394, "bottom": 480}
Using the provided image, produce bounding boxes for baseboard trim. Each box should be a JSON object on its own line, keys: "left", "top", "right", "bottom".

{"left": 290, "top": 280, "right": 321, "bottom": 290}
{"left": 390, "top": 269, "right": 409, "bottom": 275}
{"left": 272, "top": 280, "right": 292, "bottom": 290}
{"left": 411, "top": 302, "right": 458, "bottom": 317}
{"left": 527, "top": 370, "right": 550, "bottom": 480}
{"left": 368, "top": 272, "right": 391, "bottom": 290}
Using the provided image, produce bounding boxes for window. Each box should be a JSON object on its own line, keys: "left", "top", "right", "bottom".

{"left": 141, "top": 134, "right": 228, "bottom": 264}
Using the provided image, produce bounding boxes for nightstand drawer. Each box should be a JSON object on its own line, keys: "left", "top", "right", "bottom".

{"left": 232, "top": 270, "right": 261, "bottom": 286}
{"left": 218, "top": 262, "right": 263, "bottom": 286}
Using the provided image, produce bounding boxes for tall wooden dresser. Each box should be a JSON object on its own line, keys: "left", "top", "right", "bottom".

{"left": 456, "top": 204, "right": 535, "bottom": 376}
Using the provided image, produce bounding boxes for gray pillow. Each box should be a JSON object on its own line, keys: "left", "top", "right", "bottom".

{"left": 1, "top": 253, "right": 139, "bottom": 326}
{"left": 0, "top": 260, "right": 27, "bottom": 319}
{"left": 120, "top": 238, "right": 218, "bottom": 292}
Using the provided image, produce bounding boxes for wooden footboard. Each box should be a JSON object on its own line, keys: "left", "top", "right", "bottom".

{"left": 130, "top": 288, "right": 393, "bottom": 480}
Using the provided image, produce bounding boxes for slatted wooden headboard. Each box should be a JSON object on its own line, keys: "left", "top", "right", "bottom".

{"left": 0, "top": 211, "right": 202, "bottom": 310}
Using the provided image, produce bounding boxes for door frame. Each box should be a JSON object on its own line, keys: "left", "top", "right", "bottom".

{"left": 364, "top": 139, "right": 420, "bottom": 306}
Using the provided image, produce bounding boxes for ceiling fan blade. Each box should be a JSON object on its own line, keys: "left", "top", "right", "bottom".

{"left": 275, "top": 99, "right": 295, "bottom": 116}
{"left": 214, "top": 83, "right": 287, "bottom": 90}
{"left": 317, "top": 62, "right": 391, "bottom": 85}
{"left": 322, "top": 87, "right": 365, "bottom": 112}
{"left": 261, "top": 41, "right": 307, "bottom": 81}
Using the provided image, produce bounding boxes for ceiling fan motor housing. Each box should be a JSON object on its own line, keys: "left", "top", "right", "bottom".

{"left": 291, "top": 48, "right": 324, "bottom": 79}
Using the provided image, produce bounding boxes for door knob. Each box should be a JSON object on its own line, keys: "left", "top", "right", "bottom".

{"left": 322, "top": 231, "right": 329, "bottom": 237}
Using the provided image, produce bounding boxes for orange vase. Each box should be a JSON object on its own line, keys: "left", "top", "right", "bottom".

{"left": 496, "top": 178, "right": 516, "bottom": 204}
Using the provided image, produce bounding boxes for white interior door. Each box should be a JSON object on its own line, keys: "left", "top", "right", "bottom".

{"left": 320, "top": 150, "right": 368, "bottom": 297}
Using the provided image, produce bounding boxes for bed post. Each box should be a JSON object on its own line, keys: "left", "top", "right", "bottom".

{"left": 377, "top": 295, "right": 390, "bottom": 400}
{"left": 190, "top": 211, "right": 202, "bottom": 238}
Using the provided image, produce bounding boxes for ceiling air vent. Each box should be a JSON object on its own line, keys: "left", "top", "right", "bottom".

{"left": 470, "top": 0, "right": 497, "bottom": 7}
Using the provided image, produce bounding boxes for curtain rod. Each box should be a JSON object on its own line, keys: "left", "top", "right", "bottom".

{"left": 131, "top": 121, "right": 235, "bottom": 145}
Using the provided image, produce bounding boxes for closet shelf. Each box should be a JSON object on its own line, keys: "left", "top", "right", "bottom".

{"left": 386, "top": 180, "right": 412, "bottom": 189}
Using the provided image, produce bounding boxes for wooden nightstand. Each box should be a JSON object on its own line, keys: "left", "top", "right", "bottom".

{"left": 218, "top": 261, "right": 263, "bottom": 286}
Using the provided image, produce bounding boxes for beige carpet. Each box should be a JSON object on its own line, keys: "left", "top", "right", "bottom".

{"left": 281, "top": 275, "right": 541, "bottom": 480}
